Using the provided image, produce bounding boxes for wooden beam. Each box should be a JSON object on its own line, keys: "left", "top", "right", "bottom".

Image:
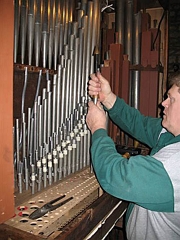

{"left": 0, "top": 0, "right": 15, "bottom": 223}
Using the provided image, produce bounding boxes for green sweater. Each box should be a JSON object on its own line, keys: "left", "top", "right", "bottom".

{"left": 91, "top": 97, "right": 180, "bottom": 239}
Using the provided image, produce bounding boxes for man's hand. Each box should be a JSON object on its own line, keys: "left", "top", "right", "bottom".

{"left": 88, "top": 72, "right": 116, "bottom": 109}
{"left": 86, "top": 101, "right": 107, "bottom": 134}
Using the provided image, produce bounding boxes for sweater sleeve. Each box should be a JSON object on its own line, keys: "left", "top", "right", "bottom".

{"left": 106, "top": 97, "right": 162, "bottom": 148}
{"left": 91, "top": 129, "right": 174, "bottom": 212}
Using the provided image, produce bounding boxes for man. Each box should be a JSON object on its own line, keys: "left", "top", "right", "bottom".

{"left": 86, "top": 71, "right": 180, "bottom": 240}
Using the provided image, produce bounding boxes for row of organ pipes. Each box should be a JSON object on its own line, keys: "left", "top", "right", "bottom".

{"left": 14, "top": 0, "right": 161, "bottom": 195}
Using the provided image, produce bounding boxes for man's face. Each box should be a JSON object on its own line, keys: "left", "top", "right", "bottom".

{"left": 162, "top": 84, "right": 180, "bottom": 136}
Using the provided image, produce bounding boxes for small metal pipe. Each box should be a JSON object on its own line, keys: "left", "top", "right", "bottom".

{"left": 63, "top": 148, "right": 67, "bottom": 177}
{"left": 58, "top": 151, "right": 63, "bottom": 180}
{"left": 38, "top": 104, "right": 42, "bottom": 148}
{"left": 29, "top": 118, "right": 34, "bottom": 161}
{"left": 27, "top": 108, "right": 31, "bottom": 157}
{"left": 65, "top": 59, "right": 72, "bottom": 118}
{"left": 33, "top": 102, "right": 38, "bottom": 159}
{"left": 31, "top": 164, "right": 36, "bottom": 194}
{"left": 67, "top": 144, "right": 72, "bottom": 175}
{"left": 22, "top": 117, "right": 26, "bottom": 160}
{"left": 37, "top": 160, "right": 42, "bottom": 191}
{"left": 56, "top": 65, "right": 62, "bottom": 133}
{"left": 71, "top": 138, "right": 76, "bottom": 173}
{"left": 76, "top": 134, "right": 80, "bottom": 171}
{"left": 16, "top": 119, "right": 20, "bottom": 166}
{"left": 59, "top": 24, "right": 64, "bottom": 56}
{"left": 60, "top": 67, "right": 66, "bottom": 125}
{"left": 47, "top": 91, "right": 52, "bottom": 143}
{"left": 52, "top": 74, "right": 57, "bottom": 134}
{"left": 42, "top": 156, "right": 47, "bottom": 188}
{"left": 48, "top": 153, "right": 53, "bottom": 185}
{"left": 53, "top": 157, "right": 58, "bottom": 182}
{"left": 42, "top": 97, "right": 47, "bottom": 144}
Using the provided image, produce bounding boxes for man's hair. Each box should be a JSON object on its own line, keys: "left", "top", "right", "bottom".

{"left": 168, "top": 72, "right": 180, "bottom": 91}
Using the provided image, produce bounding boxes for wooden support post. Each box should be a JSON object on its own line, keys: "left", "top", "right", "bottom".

{"left": 0, "top": 0, "right": 15, "bottom": 223}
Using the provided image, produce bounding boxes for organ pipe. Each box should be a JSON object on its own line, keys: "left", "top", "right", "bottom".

{"left": 13, "top": 0, "right": 145, "bottom": 196}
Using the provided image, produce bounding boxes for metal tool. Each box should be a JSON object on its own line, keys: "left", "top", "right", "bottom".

{"left": 93, "top": 46, "right": 100, "bottom": 105}
{"left": 29, "top": 195, "right": 73, "bottom": 219}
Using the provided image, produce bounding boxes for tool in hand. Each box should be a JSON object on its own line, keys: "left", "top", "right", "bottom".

{"left": 29, "top": 195, "right": 73, "bottom": 219}
{"left": 93, "top": 46, "right": 100, "bottom": 105}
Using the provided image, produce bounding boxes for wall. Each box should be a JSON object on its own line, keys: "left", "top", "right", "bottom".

{"left": 168, "top": 1, "right": 180, "bottom": 73}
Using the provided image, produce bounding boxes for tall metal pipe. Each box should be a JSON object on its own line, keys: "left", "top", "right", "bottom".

{"left": 42, "top": 97, "right": 47, "bottom": 144}
{"left": 65, "top": 59, "right": 72, "bottom": 118}
{"left": 42, "top": 0, "right": 49, "bottom": 68}
{"left": 34, "top": 0, "right": 42, "bottom": 67}
{"left": 132, "top": 12, "right": 142, "bottom": 109}
{"left": 72, "top": 37, "right": 80, "bottom": 110}
{"left": 81, "top": 0, "right": 88, "bottom": 14}
{"left": 91, "top": 0, "right": 101, "bottom": 54}
{"left": 47, "top": 91, "right": 52, "bottom": 144}
{"left": 115, "top": 0, "right": 125, "bottom": 46}
{"left": 52, "top": 74, "right": 57, "bottom": 134}
{"left": 77, "top": 28, "right": 84, "bottom": 104}
{"left": 27, "top": 0, "right": 35, "bottom": 65}
{"left": 85, "top": 1, "right": 93, "bottom": 97}
{"left": 77, "top": 9, "right": 84, "bottom": 28}
{"left": 48, "top": 0, "right": 55, "bottom": 69}
{"left": 90, "top": 0, "right": 101, "bottom": 74}
{"left": 124, "top": 0, "right": 134, "bottom": 110}
{"left": 20, "top": 0, "right": 27, "bottom": 64}
{"left": 56, "top": 65, "right": 62, "bottom": 133}
{"left": 68, "top": 34, "right": 75, "bottom": 112}
{"left": 125, "top": 0, "right": 133, "bottom": 62}
{"left": 58, "top": 24, "right": 64, "bottom": 57}
{"left": 14, "top": 0, "right": 21, "bottom": 63}
{"left": 81, "top": 15, "right": 88, "bottom": 97}
{"left": 54, "top": 0, "right": 60, "bottom": 70}
{"left": 60, "top": 67, "right": 66, "bottom": 126}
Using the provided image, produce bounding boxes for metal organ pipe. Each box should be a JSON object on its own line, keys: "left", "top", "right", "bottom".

{"left": 132, "top": 12, "right": 142, "bottom": 109}
{"left": 20, "top": 0, "right": 27, "bottom": 65}
{"left": 114, "top": 0, "right": 143, "bottom": 147}
{"left": 53, "top": 0, "right": 60, "bottom": 71}
{"left": 42, "top": 0, "right": 49, "bottom": 68}
{"left": 125, "top": 0, "right": 133, "bottom": 62}
{"left": 48, "top": 0, "right": 55, "bottom": 70}
{"left": 91, "top": 0, "right": 101, "bottom": 73}
{"left": 115, "top": 0, "right": 125, "bottom": 46}
{"left": 34, "top": 0, "right": 42, "bottom": 67}
{"left": 81, "top": 15, "right": 88, "bottom": 98}
{"left": 85, "top": 2, "right": 93, "bottom": 98}
{"left": 14, "top": 0, "right": 20, "bottom": 63}
{"left": 27, "top": 0, "right": 35, "bottom": 66}
{"left": 14, "top": 0, "right": 101, "bottom": 195}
